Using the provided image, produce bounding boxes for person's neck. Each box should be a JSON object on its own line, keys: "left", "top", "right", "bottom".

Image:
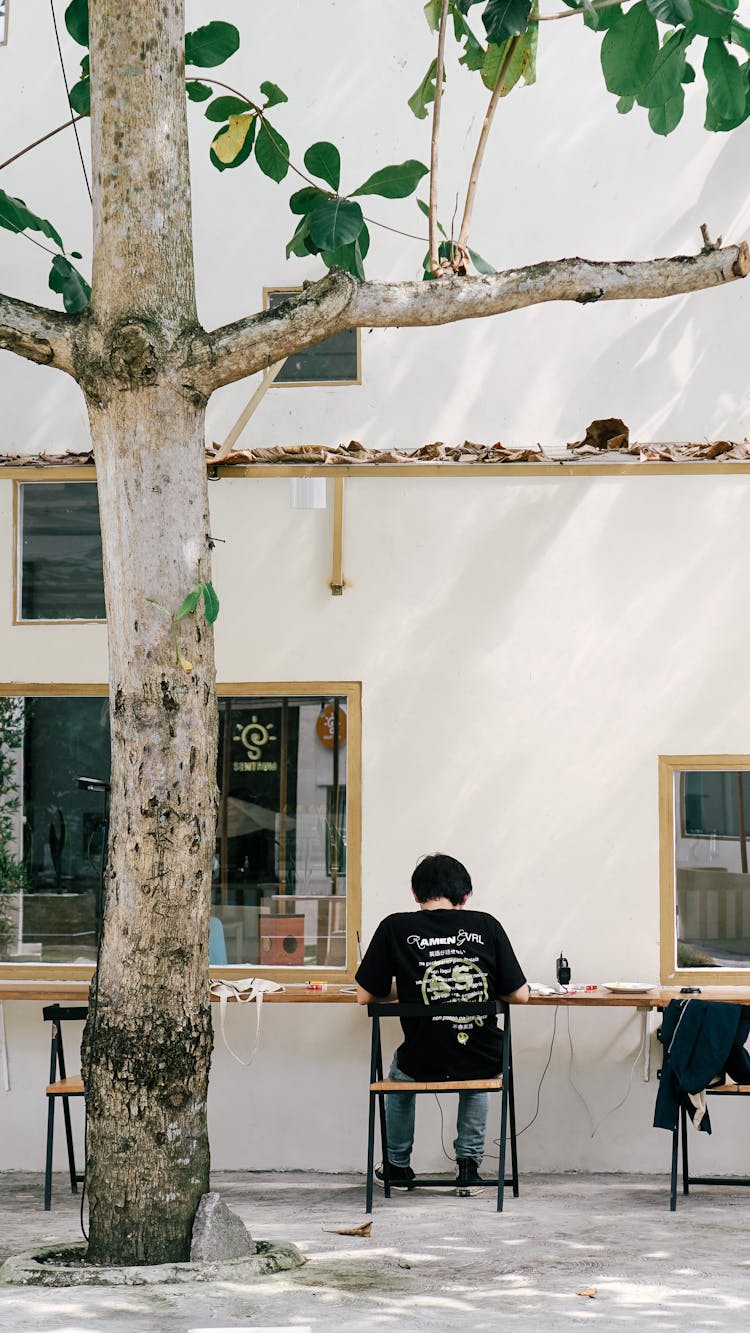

{"left": 419, "top": 897, "right": 461, "bottom": 911}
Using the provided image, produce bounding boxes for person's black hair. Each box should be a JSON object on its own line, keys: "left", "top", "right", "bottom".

{"left": 411, "top": 853, "right": 473, "bottom": 906}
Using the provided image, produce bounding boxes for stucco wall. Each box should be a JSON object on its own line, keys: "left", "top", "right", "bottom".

{"left": 2, "top": 471, "right": 750, "bottom": 1176}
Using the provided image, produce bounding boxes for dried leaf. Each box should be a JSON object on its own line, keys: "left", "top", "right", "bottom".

{"left": 569, "top": 418, "right": 630, "bottom": 452}
{"left": 577, "top": 1286, "right": 598, "bottom": 1298}
{"left": 323, "top": 1221, "right": 373, "bottom": 1237}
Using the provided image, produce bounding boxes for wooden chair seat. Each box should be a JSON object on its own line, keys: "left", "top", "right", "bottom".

{"left": 371, "top": 1076, "right": 503, "bottom": 1093}
{"left": 705, "top": 1082, "right": 750, "bottom": 1094}
{"left": 46, "top": 1075, "right": 85, "bottom": 1096}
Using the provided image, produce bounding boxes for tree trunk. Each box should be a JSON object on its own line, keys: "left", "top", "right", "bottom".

{"left": 79, "top": 0, "right": 216, "bottom": 1265}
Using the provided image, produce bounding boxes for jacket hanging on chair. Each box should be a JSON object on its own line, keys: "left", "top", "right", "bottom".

{"left": 654, "top": 999, "right": 750, "bottom": 1134}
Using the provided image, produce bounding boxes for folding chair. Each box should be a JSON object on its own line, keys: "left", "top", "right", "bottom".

{"left": 365, "top": 999, "right": 518, "bottom": 1213}
{"left": 669, "top": 1083, "right": 750, "bottom": 1211}
{"left": 42, "top": 1003, "right": 87, "bottom": 1210}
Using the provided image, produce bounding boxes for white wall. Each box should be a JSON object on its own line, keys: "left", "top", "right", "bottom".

{"left": 3, "top": 471, "right": 750, "bottom": 1175}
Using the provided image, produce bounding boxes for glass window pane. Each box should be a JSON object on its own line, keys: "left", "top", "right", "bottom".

{"left": 20, "top": 483, "right": 105, "bottom": 621}
{"left": 675, "top": 768, "right": 750, "bottom": 970}
{"left": 267, "top": 291, "right": 358, "bottom": 384}
{"left": 213, "top": 695, "right": 348, "bottom": 969}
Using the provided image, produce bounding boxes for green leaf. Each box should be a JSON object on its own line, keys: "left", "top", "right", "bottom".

{"left": 210, "top": 118, "right": 256, "bottom": 172}
{"left": 309, "top": 198, "right": 364, "bottom": 250}
{"left": 601, "top": 4, "right": 659, "bottom": 96}
{"left": 254, "top": 120, "right": 290, "bottom": 182}
{"left": 424, "top": 0, "right": 442, "bottom": 28}
{"left": 417, "top": 197, "right": 447, "bottom": 236}
{"left": 352, "top": 159, "right": 429, "bottom": 199}
{"left": 682, "top": 60, "right": 696, "bottom": 81}
{"left": 648, "top": 86, "right": 685, "bottom": 132}
{"left": 730, "top": 18, "right": 750, "bottom": 53}
{"left": 482, "top": 27, "right": 537, "bottom": 93}
{"left": 304, "top": 142, "right": 341, "bottom": 191}
{"left": 286, "top": 214, "right": 313, "bottom": 258}
{"left": 260, "top": 81, "right": 288, "bottom": 108}
{"left": 146, "top": 598, "right": 171, "bottom": 618}
{"left": 482, "top": 0, "right": 533, "bottom": 43}
{"left": 186, "top": 81, "right": 214, "bottom": 102}
{"left": 646, "top": 0, "right": 693, "bottom": 23}
{"left": 689, "top": 0, "right": 733, "bottom": 38}
{"left": 409, "top": 59, "right": 440, "bottom": 119}
{"left": 48, "top": 255, "right": 90, "bottom": 314}
{"left": 290, "top": 186, "right": 327, "bottom": 214}
{"left": 467, "top": 246, "right": 496, "bottom": 274}
{"left": 175, "top": 586, "right": 203, "bottom": 620}
{"left": 452, "top": 9, "right": 486, "bottom": 70}
{"left": 635, "top": 30, "right": 688, "bottom": 107}
{"left": 205, "top": 95, "right": 252, "bottom": 122}
{"left": 202, "top": 583, "right": 220, "bottom": 625}
{"left": 617, "top": 94, "right": 636, "bottom": 111}
{"left": 423, "top": 239, "right": 454, "bottom": 280}
{"left": 0, "top": 189, "right": 64, "bottom": 250}
{"left": 69, "top": 77, "right": 90, "bottom": 117}
{"left": 64, "top": 0, "right": 88, "bottom": 47}
{"left": 185, "top": 22, "right": 240, "bottom": 68}
{"left": 704, "top": 36, "right": 746, "bottom": 118}
{"left": 322, "top": 227, "right": 370, "bottom": 279}
{"left": 584, "top": 3, "right": 623, "bottom": 30}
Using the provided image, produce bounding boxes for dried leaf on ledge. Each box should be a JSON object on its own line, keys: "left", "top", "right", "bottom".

{"left": 323, "top": 1220, "right": 373, "bottom": 1237}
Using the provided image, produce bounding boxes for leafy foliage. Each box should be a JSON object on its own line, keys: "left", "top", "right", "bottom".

{"left": 0, "top": 188, "right": 89, "bottom": 312}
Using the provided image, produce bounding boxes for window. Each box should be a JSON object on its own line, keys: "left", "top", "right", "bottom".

{"left": 16, "top": 482, "right": 105, "bottom": 622}
{"left": 265, "top": 289, "right": 360, "bottom": 385}
{"left": 0, "top": 685, "right": 361, "bottom": 979}
{"left": 660, "top": 755, "right": 750, "bottom": 983}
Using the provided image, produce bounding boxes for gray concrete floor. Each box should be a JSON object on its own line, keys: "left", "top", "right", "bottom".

{"left": 1, "top": 1170, "right": 750, "bottom": 1331}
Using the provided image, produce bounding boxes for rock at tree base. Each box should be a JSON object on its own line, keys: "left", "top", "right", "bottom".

{"left": 190, "top": 1192, "right": 257, "bottom": 1261}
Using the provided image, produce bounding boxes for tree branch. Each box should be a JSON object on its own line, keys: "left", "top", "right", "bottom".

{"left": 0, "top": 292, "right": 78, "bottom": 374}
{"left": 429, "top": 0, "right": 451, "bottom": 276}
{"left": 186, "top": 242, "right": 749, "bottom": 396}
{"left": 457, "top": 36, "right": 522, "bottom": 257}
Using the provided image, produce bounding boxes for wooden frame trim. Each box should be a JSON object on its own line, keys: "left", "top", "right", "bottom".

{"left": 262, "top": 286, "right": 362, "bottom": 387}
{"left": 659, "top": 753, "right": 750, "bottom": 985}
{"left": 4, "top": 461, "right": 750, "bottom": 480}
{"left": 11, "top": 479, "right": 106, "bottom": 626}
{"left": 0, "top": 681, "right": 362, "bottom": 985}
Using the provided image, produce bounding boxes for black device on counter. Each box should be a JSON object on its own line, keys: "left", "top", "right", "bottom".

{"left": 556, "top": 952, "right": 571, "bottom": 986}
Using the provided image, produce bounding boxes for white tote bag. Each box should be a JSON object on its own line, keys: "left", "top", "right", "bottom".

{"left": 209, "top": 977, "right": 285, "bottom": 1066}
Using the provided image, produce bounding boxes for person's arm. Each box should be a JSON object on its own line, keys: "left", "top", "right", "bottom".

{"left": 355, "top": 918, "right": 396, "bottom": 1005}
{"left": 356, "top": 981, "right": 397, "bottom": 1005}
{"left": 501, "top": 981, "right": 530, "bottom": 1004}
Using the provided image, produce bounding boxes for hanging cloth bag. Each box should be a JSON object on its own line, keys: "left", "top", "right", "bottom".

{"left": 209, "top": 977, "right": 285, "bottom": 1066}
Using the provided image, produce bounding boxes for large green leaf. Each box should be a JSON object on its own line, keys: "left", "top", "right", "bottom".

{"left": 689, "top": 0, "right": 733, "bottom": 37}
{"left": 289, "top": 186, "right": 327, "bottom": 214}
{"left": 304, "top": 142, "right": 341, "bottom": 191}
{"left": 286, "top": 214, "right": 313, "bottom": 258}
{"left": 260, "top": 82, "right": 288, "bottom": 108}
{"left": 451, "top": 8, "right": 486, "bottom": 70}
{"left": 0, "top": 189, "right": 64, "bottom": 250}
{"left": 617, "top": 94, "right": 636, "bottom": 111}
{"left": 601, "top": 4, "right": 659, "bottom": 96}
{"left": 186, "top": 81, "right": 214, "bottom": 102}
{"left": 704, "top": 36, "right": 746, "bottom": 118}
{"left": 64, "top": 0, "right": 88, "bottom": 47}
{"left": 321, "top": 230, "right": 369, "bottom": 280}
{"left": 482, "top": 0, "right": 533, "bottom": 42}
{"left": 69, "top": 77, "right": 90, "bottom": 117}
{"left": 584, "top": 3, "right": 623, "bottom": 29}
{"left": 309, "top": 198, "right": 364, "bottom": 250}
{"left": 646, "top": 0, "right": 693, "bottom": 23}
{"left": 205, "top": 96, "right": 253, "bottom": 122}
{"left": 254, "top": 121, "right": 290, "bottom": 182}
{"left": 409, "top": 59, "right": 440, "bottom": 119}
{"left": 482, "top": 27, "right": 537, "bottom": 92}
{"left": 48, "top": 256, "right": 90, "bottom": 314}
{"left": 175, "top": 586, "right": 202, "bottom": 620}
{"left": 352, "top": 160, "right": 428, "bottom": 198}
{"left": 201, "top": 583, "right": 220, "bottom": 626}
{"left": 185, "top": 22, "right": 240, "bottom": 68}
{"left": 730, "top": 18, "right": 750, "bottom": 52}
{"left": 648, "top": 87, "right": 685, "bottom": 132}
{"left": 635, "top": 31, "right": 688, "bottom": 107}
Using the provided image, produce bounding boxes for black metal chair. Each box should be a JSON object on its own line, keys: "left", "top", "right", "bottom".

{"left": 42, "top": 1003, "right": 87, "bottom": 1210}
{"left": 670, "top": 1082, "right": 750, "bottom": 1210}
{"left": 365, "top": 999, "right": 518, "bottom": 1213}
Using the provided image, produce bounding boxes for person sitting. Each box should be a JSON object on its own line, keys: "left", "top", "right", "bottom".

{"left": 356, "top": 852, "right": 529, "bottom": 1194}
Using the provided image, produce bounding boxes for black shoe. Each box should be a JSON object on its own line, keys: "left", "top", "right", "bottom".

{"left": 375, "top": 1162, "right": 416, "bottom": 1191}
{"left": 456, "top": 1157, "right": 484, "bottom": 1196}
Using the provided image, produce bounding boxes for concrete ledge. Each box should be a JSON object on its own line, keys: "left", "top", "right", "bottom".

{"left": 0, "top": 1239, "right": 305, "bottom": 1287}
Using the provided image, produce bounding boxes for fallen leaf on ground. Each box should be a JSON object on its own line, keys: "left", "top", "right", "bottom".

{"left": 323, "top": 1221, "right": 372, "bottom": 1237}
{"left": 577, "top": 1287, "right": 597, "bottom": 1298}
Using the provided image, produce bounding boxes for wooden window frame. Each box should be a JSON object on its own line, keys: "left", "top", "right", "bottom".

{"left": 13, "top": 479, "right": 106, "bottom": 626}
{"left": 659, "top": 753, "right": 750, "bottom": 985}
{"left": 0, "top": 682, "right": 362, "bottom": 983}
{"left": 263, "top": 287, "right": 361, "bottom": 387}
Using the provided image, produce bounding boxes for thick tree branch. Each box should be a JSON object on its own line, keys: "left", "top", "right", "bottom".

{"left": 0, "top": 292, "right": 77, "bottom": 374}
{"left": 187, "top": 242, "right": 749, "bottom": 397}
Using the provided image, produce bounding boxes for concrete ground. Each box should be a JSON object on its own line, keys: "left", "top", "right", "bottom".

{"left": 1, "top": 1171, "right": 749, "bottom": 1332}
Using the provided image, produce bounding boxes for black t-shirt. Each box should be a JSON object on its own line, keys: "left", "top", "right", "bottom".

{"left": 356, "top": 908, "right": 526, "bottom": 1080}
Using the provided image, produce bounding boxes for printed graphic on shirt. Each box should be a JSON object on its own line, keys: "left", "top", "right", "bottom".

{"left": 418, "top": 944, "right": 489, "bottom": 1046}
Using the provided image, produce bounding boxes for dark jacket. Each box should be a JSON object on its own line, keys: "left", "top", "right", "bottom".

{"left": 654, "top": 999, "right": 750, "bottom": 1134}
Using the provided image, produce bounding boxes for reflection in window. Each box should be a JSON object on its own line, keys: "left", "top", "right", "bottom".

{"left": 18, "top": 483, "right": 105, "bottom": 621}
{"left": 674, "top": 767, "right": 750, "bottom": 971}
{"left": 266, "top": 289, "right": 359, "bottom": 384}
{"left": 0, "top": 690, "right": 355, "bottom": 972}
{"left": 214, "top": 695, "right": 349, "bottom": 969}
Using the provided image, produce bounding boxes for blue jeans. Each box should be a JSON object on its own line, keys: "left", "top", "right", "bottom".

{"left": 384, "top": 1055, "right": 489, "bottom": 1167}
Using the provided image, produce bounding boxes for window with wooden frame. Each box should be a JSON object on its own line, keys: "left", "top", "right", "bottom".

{"left": 659, "top": 754, "right": 750, "bottom": 984}
{"left": 14, "top": 481, "right": 105, "bottom": 623}
{"left": 264, "top": 288, "right": 360, "bottom": 385}
{"left": 0, "top": 684, "right": 361, "bottom": 983}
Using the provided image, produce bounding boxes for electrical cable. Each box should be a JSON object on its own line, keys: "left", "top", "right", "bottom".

{"left": 588, "top": 1013, "right": 648, "bottom": 1138}
{"left": 484, "top": 1008, "right": 560, "bottom": 1158}
{"left": 48, "top": 0, "right": 92, "bottom": 204}
{"left": 565, "top": 1008, "right": 597, "bottom": 1137}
